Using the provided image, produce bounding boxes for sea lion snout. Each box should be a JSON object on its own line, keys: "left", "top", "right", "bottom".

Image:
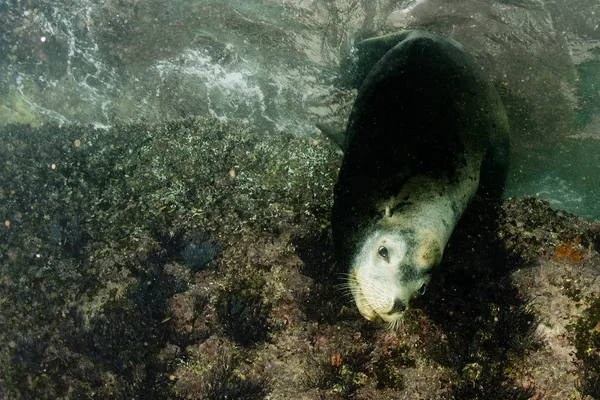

{"left": 390, "top": 298, "right": 407, "bottom": 314}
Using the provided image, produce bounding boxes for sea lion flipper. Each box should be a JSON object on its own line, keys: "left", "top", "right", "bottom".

{"left": 351, "top": 31, "right": 414, "bottom": 89}
{"left": 316, "top": 122, "right": 346, "bottom": 153}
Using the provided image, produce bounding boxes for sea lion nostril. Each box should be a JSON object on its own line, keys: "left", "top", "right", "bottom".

{"left": 390, "top": 298, "right": 406, "bottom": 314}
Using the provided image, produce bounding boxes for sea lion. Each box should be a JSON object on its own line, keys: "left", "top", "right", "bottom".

{"left": 332, "top": 30, "right": 510, "bottom": 327}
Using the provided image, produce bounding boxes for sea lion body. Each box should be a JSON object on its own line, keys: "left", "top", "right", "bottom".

{"left": 332, "top": 31, "right": 510, "bottom": 325}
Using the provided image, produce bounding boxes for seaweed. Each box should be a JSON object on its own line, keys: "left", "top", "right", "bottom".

{"left": 570, "top": 297, "right": 600, "bottom": 399}
{"left": 216, "top": 290, "right": 271, "bottom": 347}
{"left": 309, "top": 345, "right": 374, "bottom": 397}
{"left": 201, "top": 352, "right": 269, "bottom": 400}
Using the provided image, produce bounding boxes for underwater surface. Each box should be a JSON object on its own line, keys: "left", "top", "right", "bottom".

{"left": 1, "top": 0, "right": 600, "bottom": 219}
{"left": 1, "top": 1, "right": 600, "bottom": 399}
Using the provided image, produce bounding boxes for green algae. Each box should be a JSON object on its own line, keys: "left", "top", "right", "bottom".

{"left": 569, "top": 297, "right": 600, "bottom": 398}
{"left": 0, "top": 117, "right": 338, "bottom": 398}
{"left": 0, "top": 88, "right": 43, "bottom": 127}
{"left": 0, "top": 116, "right": 597, "bottom": 399}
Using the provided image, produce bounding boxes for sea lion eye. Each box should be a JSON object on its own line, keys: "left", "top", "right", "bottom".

{"left": 378, "top": 246, "right": 388, "bottom": 260}
{"left": 418, "top": 283, "right": 427, "bottom": 295}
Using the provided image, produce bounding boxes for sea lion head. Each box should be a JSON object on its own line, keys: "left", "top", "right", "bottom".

{"left": 348, "top": 228, "right": 442, "bottom": 327}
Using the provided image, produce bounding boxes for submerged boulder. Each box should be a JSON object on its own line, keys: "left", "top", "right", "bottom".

{"left": 1, "top": 118, "right": 599, "bottom": 399}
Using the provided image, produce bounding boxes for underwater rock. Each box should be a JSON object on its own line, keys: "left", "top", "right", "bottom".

{"left": 0, "top": 111, "right": 599, "bottom": 399}
{"left": 180, "top": 233, "right": 221, "bottom": 272}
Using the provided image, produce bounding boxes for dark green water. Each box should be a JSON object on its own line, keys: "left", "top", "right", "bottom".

{"left": 505, "top": 138, "right": 600, "bottom": 221}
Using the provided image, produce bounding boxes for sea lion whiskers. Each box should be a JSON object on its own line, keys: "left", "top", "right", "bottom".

{"left": 334, "top": 283, "right": 359, "bottom": 303}
{"left": 387, "top": 316, "right": 405, "bottom": 332}
{"left": 351, "top": 272, "right": 404, "bottom": 317}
